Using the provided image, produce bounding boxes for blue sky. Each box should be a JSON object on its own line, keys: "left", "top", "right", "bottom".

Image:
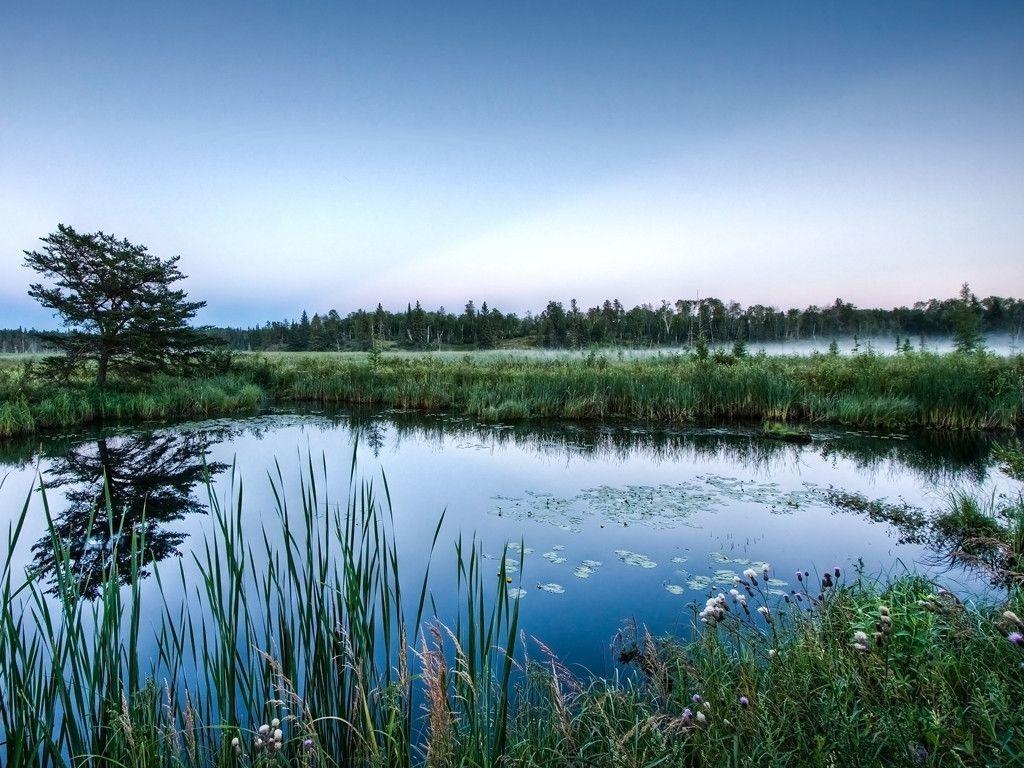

{"left": 1, "top": 1, "right": 1022, "bottom": 326}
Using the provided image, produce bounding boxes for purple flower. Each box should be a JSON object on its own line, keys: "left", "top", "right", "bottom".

{"left": 1009, "top": 631, "right": 1024, "bottom": 646}
{"left": 739, "top": 696, "right": 750, "bottom": 708}
{"left": 681, "top": 708, "right": 693, "bottom": 723}
{"left": 796, "top": 571, "right": 803, "bottom": 582}
{"left": 692, "top": 694, "right": 702, "bottom": 704}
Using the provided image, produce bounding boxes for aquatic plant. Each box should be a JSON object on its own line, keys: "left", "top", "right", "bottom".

{"left": 2, "top": 459, "right": 1024, "bottom": 766}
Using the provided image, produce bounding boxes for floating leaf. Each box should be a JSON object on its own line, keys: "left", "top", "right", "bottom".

{"left": 615, "top": 550, "right": 657, "bottom": 569}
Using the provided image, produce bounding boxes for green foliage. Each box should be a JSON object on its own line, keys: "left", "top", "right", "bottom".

{"left": 22, "top": 224, "right": 221, "bottom": 385}
{"left": 953, "top": 283, "right": 986, "bottom": 354}
{"left": 994, "top": 439, "right": 1024, "bottom": 482}
{"left": 2, "top": 461, "right": 1023, "bottom": 767}
{"left": 0, "top": 459, "right": 520, "bottom": 768}
{"left": 240, "top": 350, "right": 1024, "bottom": 431}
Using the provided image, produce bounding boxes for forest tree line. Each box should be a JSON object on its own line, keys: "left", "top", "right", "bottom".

{"left": 4, "top": 289, "right": 1022, "bottom": 354}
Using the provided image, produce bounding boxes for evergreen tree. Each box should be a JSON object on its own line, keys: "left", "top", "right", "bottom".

{"left": 409, "top": 301, "right": 428, "bottom": 347}
{"left": 478, "top": 301, "right": 495, "bottom": 348}
{"left": 953, "top": 283, "right": 985, "bottom": 353}
{"left": 373, "top": 303, "right": 388, "bottom": 339}
{"left": 289, "top": 310, "right": 311, "bottom": 351}
{"left": 23, "top": 224, "right": 219, "bottom": 385}
{"left": 308, "top": 313, "right": 329, "bottom": 351}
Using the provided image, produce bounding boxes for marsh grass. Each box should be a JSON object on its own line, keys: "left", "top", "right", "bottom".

{"left": 244, "top": 350, "right": 1024, "bottom": 431}
{"left": 0, "top": 366, "right": 263, "bottom": 438}
{"left": 2, "top": 350, "right": 1022, "bottom": 439}
{"left": 2, "top": 455, "right": 1024, "bottom": 766}
{"left": 0, "top": 456, "right": 520, "bottom": 767}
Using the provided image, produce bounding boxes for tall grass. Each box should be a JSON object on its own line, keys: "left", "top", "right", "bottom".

{"left": 0, "top": 371, "right": 263, "bottom": 439}
{"left": 2, "top": 458, "right": 1024, "bottom": 765}
{"left": 244, "top": 349, "right": 1024, "bottom": 430}
{"left": 3, "top": 350, "right": 1021, "bottom": 439}
{"left": 0, "top": 458, "right": 520, "bottom": 767}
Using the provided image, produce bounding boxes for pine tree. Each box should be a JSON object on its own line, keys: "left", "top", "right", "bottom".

{"left": 478, "top": 301, "right": 495, "bottom": 349}
{"left": 309, "top": 313, "right": 329, "bottom": 351}
{"left": 410, "top": 301, "right": 428, "bottom": 348}
{"left": 23, "top": 224, "right": 219, "bottom": 385}
{"left": 953, "top": 283, "right": 985, "bottom": 353}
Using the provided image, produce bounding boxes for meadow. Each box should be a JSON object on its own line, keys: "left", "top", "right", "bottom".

{"left": 1, "top": 349, "right": 1022, "bottom": 439}
{"left": 2, "top": 454, "right": 1023, "bottom": 768}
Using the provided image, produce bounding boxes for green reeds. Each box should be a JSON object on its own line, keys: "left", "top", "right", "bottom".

{"left": 0, "top": 457, "right": 520, "bottom": 767}
{"left": 243, "top": 349, "right": 1024, "bottom": 431}
{"left": 3, "top": 459, "right": 1024, "bottom": 767}
{"left": 2, "top": 350, "right": 1021, "bottom": 439}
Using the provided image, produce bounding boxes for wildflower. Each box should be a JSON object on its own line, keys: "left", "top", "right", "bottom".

{"left": 852, "top": 630, "right": 871, "bottom": 653}
{"left": 258, "top": 724, "right": 270, "bottom": 735}
{"left": 271, "top": 718, "right": 280, "bottom": 728}
{"left": 743, "top": 567, "right": 759, "bottom": 584}
{"left": 796, "top": 571, "right": 803, "bottom": 582}
{"left": 768, "top": 649, "right": 778, "bottom": 658}
{"left": 739, "top": 695, "right": 750, "bottom": 708}
{"left": 303, "top": 738, "right": 314, "bottom": 748}
{"left": 274, "top": 728, "right": 283, "bottom": 742}
{"left": 696, "top": 711, "right": 707, "bottom": 725}
{"left": 231, "top": 737, "right": 241, "bottom": 753}
{"left": 1009, "top": 631, "right": 1024, "bottom": 646}
{"left": 692, "top": 694, "right": 702, "bottom": 704}
{"left": 834, "top": 566, "right": 841, "bottom": 578}
{"left": 681, "top": 708, "right": 693, "bottom": 723}
{"left": 1004, "top": 610, "right": 1023, "bottom": 628}
{"left": 757, "top": 606, "right": 772, "bottom": 622}
{"left": 699, "top": 595, "right": 728, "bottom": 624}
{"left": 762, "top": 563, "right": 770, "bottom": 579}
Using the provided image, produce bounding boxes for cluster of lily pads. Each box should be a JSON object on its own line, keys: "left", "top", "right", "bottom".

{"left": 483, "top": 538, "right": 789, "bottom": 601}
{"left": 491, "top": 475, "right": 829, "bottom": 532}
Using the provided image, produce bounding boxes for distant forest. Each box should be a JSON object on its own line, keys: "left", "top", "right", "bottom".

{"left": 3, "top": 290, "right": 1023, "bottom": 354}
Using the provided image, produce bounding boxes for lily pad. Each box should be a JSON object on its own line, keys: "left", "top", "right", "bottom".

{"left": 614, "top": 549, "right": 657, "bottom": 569}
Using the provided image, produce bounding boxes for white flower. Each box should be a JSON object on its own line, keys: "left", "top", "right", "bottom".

{"left": 271, "top": 718, "right": 281, "bottom": 728}
{"left": 743, "top": 568, "right": 758, "bottom": 580}
{"left": 274, "top": 728, "right": 283, "bottom": 742}
{"left": 258, "top": 724, "right": 270, "bottom": 735}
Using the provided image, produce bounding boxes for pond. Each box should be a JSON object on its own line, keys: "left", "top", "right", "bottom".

{"left": 0, "top": 407, "right": 1014, "bottom": 674}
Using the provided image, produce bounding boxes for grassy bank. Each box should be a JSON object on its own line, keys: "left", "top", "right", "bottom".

{"left": 2, "top": 462, "right": 1023, "bottom": 767}
{"left": 250, "top": 349, "right": 1024, "bottom": 430}
{"left": 0, "top": 363, "right": 263, "bottom": 438}
{"left": 2, "top": 350, "right": 1022, "bottom": 439}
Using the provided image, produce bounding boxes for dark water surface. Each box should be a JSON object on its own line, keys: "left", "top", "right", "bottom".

{"left": 0, "top": 407, "right": 1014, "bottom": 674}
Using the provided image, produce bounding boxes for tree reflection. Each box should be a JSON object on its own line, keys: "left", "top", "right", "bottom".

{"left": 31, "top": 431, "right": 226, "bottom": 599}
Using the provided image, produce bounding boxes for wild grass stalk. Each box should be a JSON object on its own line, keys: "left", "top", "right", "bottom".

{"left": 0, "top": 456, "right": 519, "bottom": 767}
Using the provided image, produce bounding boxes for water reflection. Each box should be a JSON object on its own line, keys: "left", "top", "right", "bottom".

{"left": 0, "top": 408, "right": 1017, "bottom": 604}
{"left": 30, "top": 431, "right": 227, "bottom": 599}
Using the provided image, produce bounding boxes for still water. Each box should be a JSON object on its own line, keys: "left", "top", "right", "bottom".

{"left": 0, "top": 408, "right": 1013, "bottom": 673}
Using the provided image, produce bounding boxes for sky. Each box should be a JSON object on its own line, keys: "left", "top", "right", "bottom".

{"left": 1, "top": 2, "right": 1022, "bottom": 327}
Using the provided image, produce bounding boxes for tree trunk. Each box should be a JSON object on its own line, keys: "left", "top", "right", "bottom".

{"left": 97, "top": 352, "right": 109, "bottom": 387}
